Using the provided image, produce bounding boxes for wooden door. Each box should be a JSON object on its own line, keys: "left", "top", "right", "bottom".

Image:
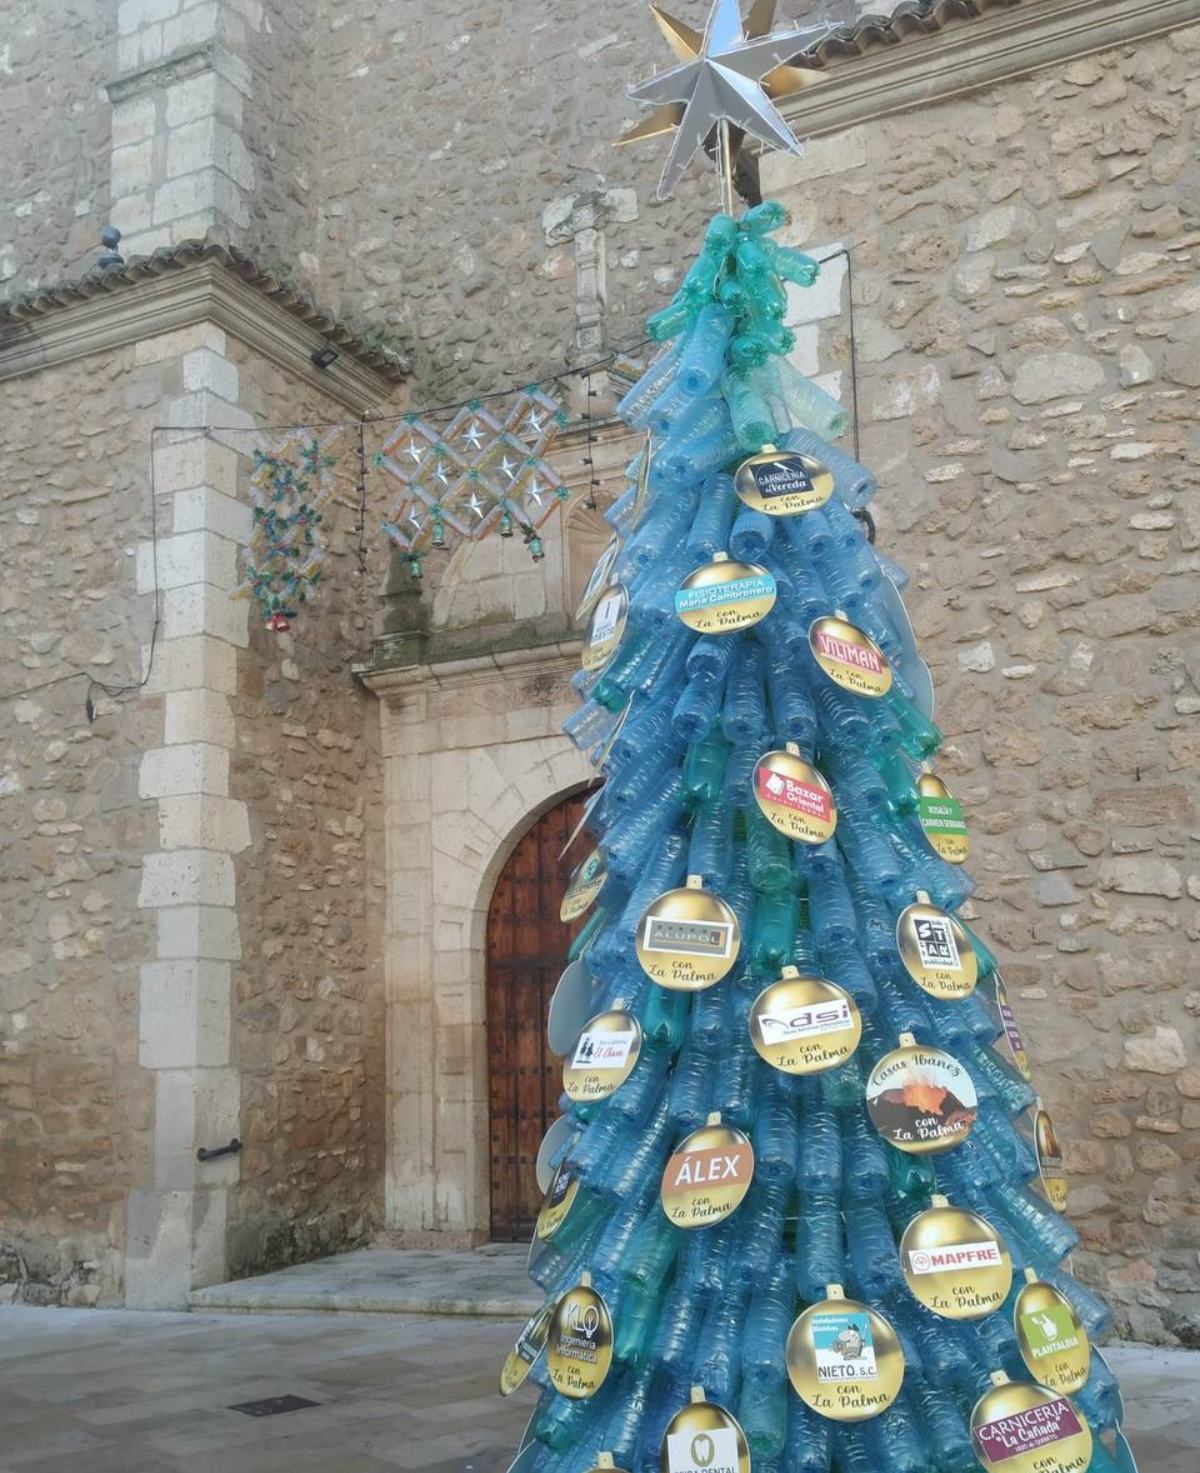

{"left": 486, "top": 791, "right": 589, "bottom": 1242}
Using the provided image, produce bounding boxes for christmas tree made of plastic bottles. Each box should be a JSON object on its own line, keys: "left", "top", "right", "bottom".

{"left": 501, "top": 203, "right": 1132, "bottom": 1473}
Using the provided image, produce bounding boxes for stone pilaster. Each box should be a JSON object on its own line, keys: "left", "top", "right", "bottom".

{"left": 127, "top": 324, "right": 252, "bottom": 1308}
{"left": 106, "top": 0, "right": 259, "bottom": 258}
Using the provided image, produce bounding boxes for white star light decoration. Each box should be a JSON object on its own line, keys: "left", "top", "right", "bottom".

{"left": 379, "top": 388, "right": 569, "bottom": 554}
{"left": 619, "top": 0, "right": 830, "bottom": 199}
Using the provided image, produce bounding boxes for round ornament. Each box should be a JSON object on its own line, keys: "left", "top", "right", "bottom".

{"left": 546, "top": 1279, "right": 614, "bottom": 1399}
{"left": 1035, "top": 1105, "right": 1068, "bottom": 1213}
{"left": 866, "top": 1036, "right": 979, "bottom": 1155}
{"left": 809, "top": 614, "right": 893, "bottom": 697}
{"left": 970, "top": 1377, "right": 1093, "bottom": 1473}
{"left": 674, "top": 554, "right": 777, "bottom": 634}
{"left": 992, "top": 974, "right": 1033, "bottom": 1084}
{"left": 535, "top": 1114, "right": 577, "bottom": 1194}
{"left": 753, "top": 746, "right": 837, "bottom": 844}
{"left": 561, "top": 847, "right": 606, "bottom": 923}
{"left": 582, "top": 584, "right": 629, "bottom": 673}
{"left": 900, "top": 1199, "right": 1013, "bottom": 1319}
{"left": 660, "top": 1398, "right": 750, "bottom": 1473}
{"left": 748, "top": 967, "right": 861, "bottom": 1075}
{"left": 787, "top": 1290, "right": 905, "bottom": 1421}
{"left": 535, "top": 1161, "right": 579, "bottom": 1243}
{"left": 896, "top": 897, "right": 978, "bottom": 1001}
{"left": 499, "top": 1297, "right": 557, "bottom": 1396}
{"left": 1014, "top": 1277, "right": 1091, "bottom": 1395}
{"left": 547, "top": 959, "right": 595, "bottom": 1057}
{"left": 635, "top": 880, "right": 740, "bottom": 991}
{"left": 734, "top": 443, "right": 833, "bottom": 516}
{"left": 660, "top": 1119, "right": 754, "bottom": 1229}
{"left": 563, "top": 1009, "right": 642, "bottom": 1103}
{"left": 576, "top": 535, "right": 621, "bottom": 623}
{"left": 916, "top": 772, "right": 970, "bottom": 864}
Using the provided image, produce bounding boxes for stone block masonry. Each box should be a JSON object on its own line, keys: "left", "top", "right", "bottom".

{"left": 762, "top": 24, "right": 1200, "bottom": 1345}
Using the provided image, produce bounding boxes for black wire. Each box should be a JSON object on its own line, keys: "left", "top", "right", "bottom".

{"left": 813, "top": 246, "right": 860, "bottom": 462}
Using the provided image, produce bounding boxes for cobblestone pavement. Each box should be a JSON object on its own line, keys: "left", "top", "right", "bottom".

{"left": 1, "top": 1307, "right": 1197, "bottom": 1471}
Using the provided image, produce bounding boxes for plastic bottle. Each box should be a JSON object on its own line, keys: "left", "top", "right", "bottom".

{"left": 682, "top": 727, "right": 731, "bottom": 806}
{"left": 796, "top": 1084, "right": 842, "bottom": 1195}
{"left": 676, "top": 304, "right": 736, "bottom": 397}
{"left": 779, "top": 427, "right": 877, "bottom": 510}
{"left": 784, "top": 1392, "right": 834, "bottom": 1473}
{"left": 794, "top": 1191, "right": 844, "bottom": 1301}
{"left": 721, "top": 639, "right": 768, "bottom": 744}
{"left": 841, "top": 1106, "right": 890, "bottom": 1203}
{"left": 692, "top": 1284, "right": 749, "bottom": 1406}
{"left": 729, "top": 505, "right": 775, "bottom": 563}
{"left": 763, "top": 648, "right": 818, "bottom": 752}
{"left": 753, "top": 1074, "right": 799, "bottom": 1185}
{"left": 744, "top": 802, "right": 793, "bottom": 894}
{"left": 738, "top": 1376, "right": 788, "bottom": 1459}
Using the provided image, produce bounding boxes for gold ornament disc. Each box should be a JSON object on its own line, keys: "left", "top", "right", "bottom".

{"left": 896, "top": 900, "right": 979, "bottom": 1000}
{"left": 499, "top": 1298, "right": 557, "bottom": 1396}
{"left": 547, "top": 1282, "right": 614, "bottom": 1399}
{"left": 866, "top": 1040, "right": 979, "bottom": 1155}
{"left": 660, "top": 1399, "right": 750, "bottom": 1473}
{"left": 661, "top": 1122, "right": 754, "bottom": 1229}
{"left": 576, "top": 535, "right": 622, "bottom": 623}
{"left": 674, "top": 555, "right": 777, "bottom": 634}
{"left": 1035, "top": 1105, "right": 1069, "bottom": 1213}
{"left": 787, "top": 1293, "right": 905, "bottom": 1421}
{"left": 970, "top": 1380, "right": 1093, "bottom": 1473}
{"left": 635, "top": 883, "right": 740, "bottom": 991}
{"left": 753, "top": 749, "right": 838, "bottom": 844}
{"left": 535, "top": 1161, "right": 579, "bottom": 1242}
{"left": 900, "top": 1202, "right": 1013, "bottom": 1319}
{"left": 992, "top": 974, "right": 1033, "bottom": 1083}
{"left": 734, "top": 444, "right": 833, "bottom": 516}
{"left": 917, "top": 772, "right": 970, "bottom": 864}
{"left": 582, "top": 584, "right": 629, "bottom": 673}
{"left": 748, "top": 969, "right": 861, "bottom": 1075}
{"left": 561, "top": 847, "right": 606, "bottom": 923}
{"left": 563, "top": 1010, "right": 642, "bottom": 1103}
{"left": 809, "top": 615, "right": 893, "bottom": 697}
{"left": 1015, "top": 1279, "right": 1091, "bottom": 1395}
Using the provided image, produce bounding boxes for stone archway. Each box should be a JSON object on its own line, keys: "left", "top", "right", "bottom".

{"left": 364, "top": 642, "right": 591, "bottom": 1245}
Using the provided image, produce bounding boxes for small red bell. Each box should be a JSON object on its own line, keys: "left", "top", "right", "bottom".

{"left": 266, "top": 611, "right": 291, "bottom": 632}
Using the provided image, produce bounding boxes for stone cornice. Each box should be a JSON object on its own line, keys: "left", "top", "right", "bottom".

{"left": 773, "top": 0, "right": 1199, "bottom": 144}
{"left": 0, "top": 256, "right": 399, "bottom": 411}
{"left": 357, "top": 636, "right": 582, "bottom": 705}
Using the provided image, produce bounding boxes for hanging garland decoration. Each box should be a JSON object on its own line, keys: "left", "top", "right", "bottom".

{"left": 377, "top": 386, "right": 570, "bottom": 576}
{"left": 238, "top": 430, "right": 340, "bottom": 631}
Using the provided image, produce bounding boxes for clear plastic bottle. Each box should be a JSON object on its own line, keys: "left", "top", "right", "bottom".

{"left": 796, "top": 1084, "right": 842, "bottom": 1196}
{"left": 692, "top": 1284, "right": 750, "bottom": 1406}
{"left": 794, "top": 1190, "right": 844, "bottom": 1301}
{"left": 841, "top": 1105, "right": 890, "bottom": 1203}
{"left": 809, "top": 864, "right": 858, "bottom": 954}
{"left": 862, "top": 1389, "right": 932, "bottom": 1473}
{"left": 666, "top": 1044, "right": 716, "bottom": 1132}
{"left": 729, "top": 505, "right": 775, "bottom": 563}
{"left": 738, "top": 1375, "right": 788, "bottom": 1459}
{"left": 780, "top": 426, "right": 877, "bottom": 511}
{"left": 749, "top": 890, "right": 798, "bottom": 976}
{"left": 784, "top": 1391, "right": 834, "bottom": 1472}
{"left": 688, "top": 797, "right": 733, "bottom": 890}
{"left": 677, "top": 304, "right": 736, "bottom": 397}
{"left": 672, "top": 668, "right": 726, "bottom": 743}
{"left": 753, "top": 1074, "right": 799, "bottom": 1185}
{"left": 720, "top": 639, "right": 768, "bottom": 744}
{"left": 729, "top": 1177, "right": 789, "bottom": 1289}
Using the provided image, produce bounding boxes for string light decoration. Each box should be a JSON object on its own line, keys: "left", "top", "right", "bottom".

{"left": 378, "top": 386, "right": 570, "bottom": 565}
{"left": 237, "top": 430, "right": 340, "bottom": 631}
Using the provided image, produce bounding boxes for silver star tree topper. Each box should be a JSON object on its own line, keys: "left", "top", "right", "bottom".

{"left": 620, "top": 0, "right": 830, "bottom": 202}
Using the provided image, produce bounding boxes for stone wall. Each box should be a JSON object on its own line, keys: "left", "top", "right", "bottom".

{"left": 0, "top": 347, "right": 163, "bottom": 1304}
{"left": 0, "top": 1, "right": 113, "bottom": 291}
{"left": 761, "top": 23, "right": 1200, "bottom": 1343}
{"left": 224, "top": 344, "right": 388, "bottom": 1279}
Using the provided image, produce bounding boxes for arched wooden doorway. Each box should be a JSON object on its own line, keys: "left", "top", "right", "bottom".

{"left": 486, "top": 790, "right": 589, "bottom": 1241}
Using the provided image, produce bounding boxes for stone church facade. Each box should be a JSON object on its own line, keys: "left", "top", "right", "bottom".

{"left": 1, "top": 0, "right": 1197, "bottom": 1344}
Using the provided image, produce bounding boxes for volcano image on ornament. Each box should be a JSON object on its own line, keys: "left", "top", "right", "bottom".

{"left": 866, "top": 1050, "right": 979, "bottom": 1153}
